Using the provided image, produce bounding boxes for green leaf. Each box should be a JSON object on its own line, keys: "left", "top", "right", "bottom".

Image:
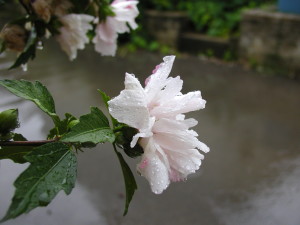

{"left": 97, "top": 89, "right": 110, "bottom": 109}
{"left": 0, "top": 80, "right": 59, "bottom": 124}
{"left": 61, "top": 107, "right": 115, "bottom": 144}
{"left": 0, "top": 146, "right": 33, "bottom": 163}
{"left": 48, "top": 113, "right": 78, "bottom": 139}
{"left": 0, "top": 109, "right": 19, "bottom": 140}
{"left": 1, "top": 142, "right": 77, "bottom": 222}
{"left": 98, "top": 89, "right": 118, "bottom": 127}
{"left": 13, "top": 133, "right": 27, "bottom": 141}
{"left": 114, "top": 147, "right": 137, "bottom": 216}
{"left": 9, "top": 26, "right": 37, "bottom": 69}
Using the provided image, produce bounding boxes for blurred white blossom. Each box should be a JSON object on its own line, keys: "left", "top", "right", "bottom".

{"left": 56, "top": 14, "right": 94, "bottom": 60}
{"left": 93, "top": 0, "right": 139, "bottom": 56}
{"left": 108, "top": 56, "right": 209, "bottom": 194}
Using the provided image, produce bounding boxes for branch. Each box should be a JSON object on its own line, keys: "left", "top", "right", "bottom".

{"left": 0, "top": 139, "right": 57, "bottom": 147}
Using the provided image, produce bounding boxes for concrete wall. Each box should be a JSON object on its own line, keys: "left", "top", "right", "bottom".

{"left": 239, "top": 9, "right": 300, "bottom": 77}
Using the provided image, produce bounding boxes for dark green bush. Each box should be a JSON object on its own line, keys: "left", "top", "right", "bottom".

{"left": 181, "top": 0, "right": 275, "bottom": 37}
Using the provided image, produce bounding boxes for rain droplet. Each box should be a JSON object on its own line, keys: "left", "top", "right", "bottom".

{"left": 37, "top": 41, "right": 43, "bottom": 50}
{"left": 21, "top": 63, "right": 28, "bottom": 72}
{"left": 39, "top": 192, "right": 49, "bottom": 206}
{"left": 62, "top": 178, "right": 67, "bottom": 184}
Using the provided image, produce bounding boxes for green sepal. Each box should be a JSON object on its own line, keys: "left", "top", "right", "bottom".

{"left": 1, "top": 142, "right": 77, "bottom": 222}
{"left": 115, "top": 126, "right": 144, "bottom": 158}
{"left": 61, "top": 107, "right": 115, "bottom": 144}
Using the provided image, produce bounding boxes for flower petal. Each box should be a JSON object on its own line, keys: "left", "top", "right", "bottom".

{"left": 108, "top": 73, "right": 151, "bottom": 131}
{"left": 137, "top": 138, "right": 170, "bottom": 194}
{"left": 151, "top": 91, "right": 206, "bottom": 118}
{"left": 145, "top": 56, "right": 175, "bottom": 104}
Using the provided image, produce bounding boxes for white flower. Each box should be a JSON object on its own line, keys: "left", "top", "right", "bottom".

{"left": 93, "top": 0, "right": 139, "bottom": 56}
{"left": 108, "top": 56, "right": 209, "bottom": 194}
{"left": 56, "top": 14, "right": 94, "bottom": 60}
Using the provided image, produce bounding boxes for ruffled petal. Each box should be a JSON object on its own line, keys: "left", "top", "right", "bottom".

{"left": 112, "top": 0, "right": 139, "bottom": 30}
{"left": 151, "top": 76, "right": 183, "bottom": 106}
{"left": 56, "top": 14, "right": 94, "bottom": 60}
{"left": 150, "top": 91, "right": 206, "bottom": 118}
{"left": 137, "top": 138, "right": 170, "bottom": 194}
{"left": 145, "top": 55, "right": 175, "bottom": 104}
{"left": 108, "top": 73, "right": 151, "bottom": 131}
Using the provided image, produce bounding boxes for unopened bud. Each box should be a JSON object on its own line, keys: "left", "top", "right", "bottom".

{"left": 51, "top": 0, "right": 73, "bottom": 17}
{"left": 31, "top": 0, "right": 52, "bottom": 23}
{"left": 0, "top": 109, "right": 19, "bottom": 137}
{"left": 0, "top": 24, "right": 27, "bottom": 52}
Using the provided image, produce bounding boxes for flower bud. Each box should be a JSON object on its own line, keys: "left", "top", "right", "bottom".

{"left": 0, "top": 24, "right": 27, "bottom": 52}
{"left": 0, "top": 109, "right": 19, "bottom": 139}
{"left": 31, "top": 0, "right": 52, "bottom": 23}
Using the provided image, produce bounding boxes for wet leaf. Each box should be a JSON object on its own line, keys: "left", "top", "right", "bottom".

{"left": 1, "top": 142, "right": 77, "bottom": 222}
{"left": 0, "top": 146, "right": 33, "bottom": 163}
{"left": 61, "top": 107, "right": 115, "bottom": 144}
{"left": 0, "top": 80, "right": 59, "bottom": 123}
{"left": 114, "top": 148, "right": 137, "bottom": 216}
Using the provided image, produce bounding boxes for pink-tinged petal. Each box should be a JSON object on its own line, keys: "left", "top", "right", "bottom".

{"left": 137, "top": 138, "right": 170, "bottom": 194}
{"left": 93, "top": 36, "right": 117, "bottom": 56}
{"left": 94, "top": 20, "right": 117, "bottom": 43}
{"left": 56, "top": 14, "right": 94, "bottom": 60}
{"left": 112, "top": 0, "right": 139, "bottom": 30}
{"left": 145, "top": 55, "right": 176, "bottom": 103}
{"left": 108, "top": 73, "right": 151, "bottom": 131}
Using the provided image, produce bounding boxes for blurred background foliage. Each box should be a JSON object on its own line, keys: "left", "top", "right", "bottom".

{"left": 121, "top": 0, "right": 276, "bottom": 53}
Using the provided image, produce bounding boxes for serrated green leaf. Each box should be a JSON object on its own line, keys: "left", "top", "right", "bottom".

{"left": 0, "top": 80, "right": 59, "bottom": 124}
{"left": 1, "top": 142, "right": 77, "bottom": 222}
{"left": 0, "top": 145, "right": 33, "bottom": 163}
{"left": 61, "top": 107, "right": 115, "bottom": 144}
{"left": 114, "top": 147, "right": 137, "bottom": 216}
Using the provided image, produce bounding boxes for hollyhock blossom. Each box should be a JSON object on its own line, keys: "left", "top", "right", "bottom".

{"left": 108, "top": 56, "right": 209, "bottom": 194}
{"left": 56, "top": 14, "right": 94, "bottom": 60}
{"left": 93, "top": 0, "right": 139, "bottom": 56}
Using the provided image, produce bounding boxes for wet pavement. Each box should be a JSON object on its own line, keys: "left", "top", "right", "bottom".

{"left": 0, "top": 42, "right": 300, "bottom": 225}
